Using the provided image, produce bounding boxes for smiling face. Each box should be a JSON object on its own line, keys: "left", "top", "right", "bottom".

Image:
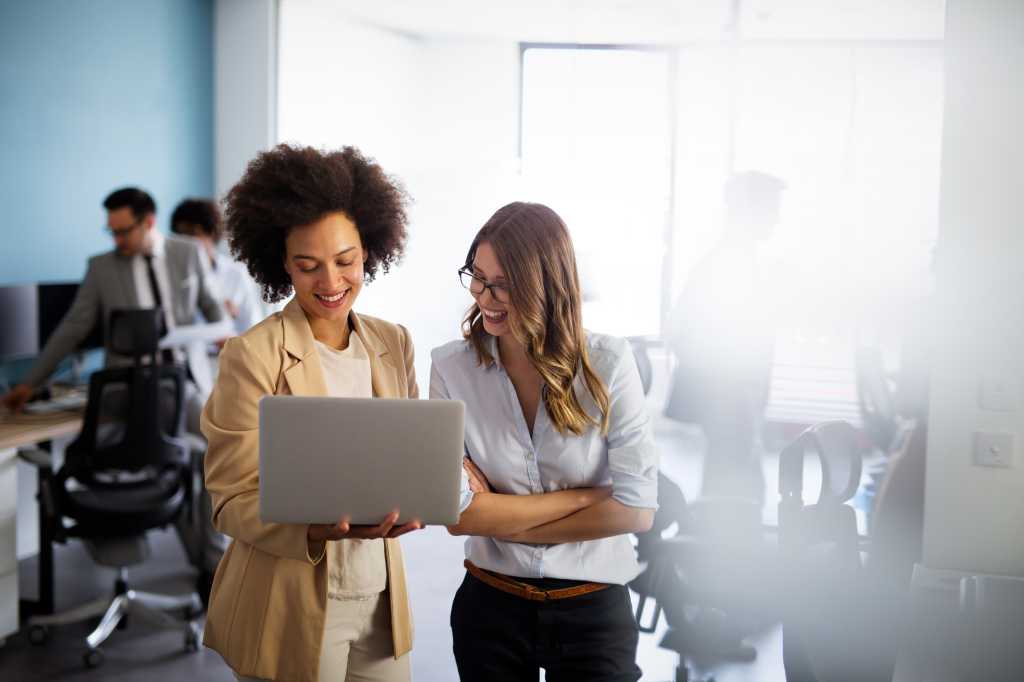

{"left": 283, "top": 211, "right": 366, "bottom": 334}
{"left": 471, "top": 241, "right": 514, "bottom": 337}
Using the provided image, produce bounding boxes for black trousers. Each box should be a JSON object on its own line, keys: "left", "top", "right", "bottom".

{"left": 451, "top": 572, "right": 642, "bottom": 682}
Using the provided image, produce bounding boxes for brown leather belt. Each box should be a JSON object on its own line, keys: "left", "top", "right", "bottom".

{"left": 464, "top": 560, "right": 611, "bottom": 602}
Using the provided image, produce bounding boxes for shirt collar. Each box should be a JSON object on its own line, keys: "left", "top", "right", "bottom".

{"left": 486, "top": 334, "right": 504, "bottom": 372}
{"left": 209, "top": 249, "right": 225, "bottom": 270}
{"left": 281, "top": 297, "right": 387, "bottom": 362}
{"left": 147, "top": 229, "right": 166, "bottom": 259}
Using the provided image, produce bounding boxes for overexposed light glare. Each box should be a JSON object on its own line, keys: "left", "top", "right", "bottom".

{"left": 276, "top": 0, "right": 946, "bottom": 424}
{"left": 521, "top": 47, "right": 673, "bottom": 338}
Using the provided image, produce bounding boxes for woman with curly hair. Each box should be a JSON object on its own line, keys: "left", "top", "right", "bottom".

{"left": 201, "top": 144, "right": 421, "bottom": 682}
{"left": 430, "top": 202, "right": 659, "bottom": 681}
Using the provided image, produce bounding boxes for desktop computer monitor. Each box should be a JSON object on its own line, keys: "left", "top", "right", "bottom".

{"left": 0, "top": 285, "right": 40, "bottom": 360}
{"left": 37, "top": 282, "right": 103, "bottom": 351}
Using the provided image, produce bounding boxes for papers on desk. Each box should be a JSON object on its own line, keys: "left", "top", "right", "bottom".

{"left": 22, "top": 393, "right": 87, "bottom": 415}
{"left": 158, "top": 320, "right": 233, "bottom": 349}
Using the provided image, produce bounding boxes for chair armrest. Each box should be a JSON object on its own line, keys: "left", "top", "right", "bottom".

{"left": 17, "top": 447, "right": 54, "bottom": 471}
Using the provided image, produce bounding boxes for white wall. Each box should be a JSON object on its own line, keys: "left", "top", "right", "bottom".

{"left": 386, "top": 38, "right": 522, "bottom": 382}
{"left": 278, "top": 1, "right": 417, "bottom": 169}
{"left": 278, "top": 3, "right": 523, "bottom": 383}
{"left": 923, "top": 0, "right": 1024, "bottom": 576}
{"left": 215, "top": 0, "right": 278, "bottom": 199}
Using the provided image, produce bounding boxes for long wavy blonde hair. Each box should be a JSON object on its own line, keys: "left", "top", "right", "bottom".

{"left": 462, "top": 202, "right": 610, "bottom": 437}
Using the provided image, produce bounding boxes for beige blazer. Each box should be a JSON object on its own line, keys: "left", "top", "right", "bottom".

{"left": 200, "top": 299, "right": 417, "bottom": 682}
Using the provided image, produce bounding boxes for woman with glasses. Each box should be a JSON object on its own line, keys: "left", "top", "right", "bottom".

{"left": 430, "top": 202, "right": 659, "bottom": 681}
{"left": 201, "top": 144, "right": 421, "bottom": 682}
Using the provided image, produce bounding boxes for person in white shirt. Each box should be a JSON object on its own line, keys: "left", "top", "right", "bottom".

{"left": 431, "top": 202, "right": 659, "bottom": 681}
{"left": 664, "top": 171, "right": 785, "bottom": 503}
{"left": 170, "top": 198, "right": 263, "bottom": 336}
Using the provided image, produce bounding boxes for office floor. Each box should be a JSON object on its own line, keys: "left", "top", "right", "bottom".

{"left": 1, "top": 414, "right": 788, "bottom": 682}
{"left": 2, "top": 350, "right": 790, "bottom": 682}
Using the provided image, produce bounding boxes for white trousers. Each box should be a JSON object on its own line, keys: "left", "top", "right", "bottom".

{"left": 235, "top": 593, "right": 410, "bottom": 682}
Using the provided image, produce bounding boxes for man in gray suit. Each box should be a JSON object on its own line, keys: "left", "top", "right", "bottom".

{"left": 2, "top": 187, "right": 230, "bottom": 597}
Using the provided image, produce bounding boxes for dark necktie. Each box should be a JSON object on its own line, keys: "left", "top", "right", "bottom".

{"left": 143, "top": 255, "right": 174, "bottom": 364}
{"left": 143, "top": 255, "right": 166, "bottom": 328}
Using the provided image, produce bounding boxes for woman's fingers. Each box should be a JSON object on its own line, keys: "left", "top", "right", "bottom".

{"left": 345, "top": 511, "right": 400, "bottom": 539}
{"left": 377, "top": 511, "right": 399, "bottom": 537}
{"left": 388, "top": 519, "right": 423, "bottom": 538}
{"left": 464, "top": 457, "right": 483, "bottom": 478}
{"left": 312, "top": 517, "right": 350, "bottom": 541}
{"left": 465, "top": 465, "right": 487, "bottom": 493}
{"left": 316, "top": 511, "right": 424, "bottom": 540}
{"left": 463, "top": 457, "right": 491, "bottom": 492}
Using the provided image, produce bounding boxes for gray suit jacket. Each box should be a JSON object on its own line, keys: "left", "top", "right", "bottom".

{"left": 24, "top": 234, "right": 226, "bottom": 390}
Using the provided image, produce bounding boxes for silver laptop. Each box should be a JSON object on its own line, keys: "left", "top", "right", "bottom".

{"left": 259, "top": 396, "right": 465, "bottom": 526}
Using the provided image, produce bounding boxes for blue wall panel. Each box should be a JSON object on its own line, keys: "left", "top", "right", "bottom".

{"left": 0, "top": 0, "right": 214, "bottom": 285}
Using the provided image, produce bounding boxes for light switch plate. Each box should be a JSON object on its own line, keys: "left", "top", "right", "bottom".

{"left": 973, "top": 432, "right": 1014, "bottom": 468}
{"left": 979, "top": 377, "right": 1017, "bottom": 412}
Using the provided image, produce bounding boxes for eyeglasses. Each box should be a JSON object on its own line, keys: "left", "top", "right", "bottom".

{"left": 458, "top": 267, "right": 510, "bottom": 303}
{"left": 106, "top": 220, "right": 143, "bottom": 239}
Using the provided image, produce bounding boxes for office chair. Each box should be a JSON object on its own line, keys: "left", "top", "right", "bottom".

{"left": 631, "top": 471, "right": 779, "bottom": 682}
{"left": 629, "top": 340, "right": 777, "bottom": 681}
{"left": 25, "top": 309, "right": 202, "bottom": 668}
{"left": 778, "top": 420, "right": 906, "bottom": 682}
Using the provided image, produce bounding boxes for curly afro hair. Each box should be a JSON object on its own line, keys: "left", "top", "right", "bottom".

{"left": 224, "top": 144, "right": 410, "bottom": 302}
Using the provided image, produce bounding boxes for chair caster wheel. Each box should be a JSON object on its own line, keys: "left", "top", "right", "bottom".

{"left": 83, "top": 648, "right": 104, "bottom": 668}
{"left": 185, "top": 622, "right": 201, "bottom": 652}
{"left": 28, "top": 625, "right": 49, "bottom": 645}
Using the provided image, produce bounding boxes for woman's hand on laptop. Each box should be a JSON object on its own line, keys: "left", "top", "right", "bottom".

{"left": 307, "top": 511, "right": 424, "bottom": 542}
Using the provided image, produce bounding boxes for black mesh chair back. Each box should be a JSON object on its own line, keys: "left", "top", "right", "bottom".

{"left": 778, "top": 421, "right": 894, "bottom": 682}
{"left": 780, "top": 421, "right": 862, "bottom": 507}
{"left": 56, "top": 309, "right": 189, "bottom": 538}
{"left": 778, "top": 420, "right": 862, "bottom": 570}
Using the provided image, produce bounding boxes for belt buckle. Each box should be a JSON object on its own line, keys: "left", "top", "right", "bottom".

{"left": 523, "top": 584, "right": 548, "bottom": 602}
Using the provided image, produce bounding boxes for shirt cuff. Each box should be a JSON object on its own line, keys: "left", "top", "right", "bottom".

{"left": 609, "top": 443, "right": 659, "bottom": 509}
{"left": 458, "top": 488, "right": 476, "bottom": 515}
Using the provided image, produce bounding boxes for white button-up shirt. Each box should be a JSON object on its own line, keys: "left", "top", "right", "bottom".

{"left": 429, "top": 332, "right": 659, "bottom": 585}
{"left": 210, "top": 251, "right": 263, "bottom": 335}
{"left": 131, "top": 229, "right": 175, "bottom": 333}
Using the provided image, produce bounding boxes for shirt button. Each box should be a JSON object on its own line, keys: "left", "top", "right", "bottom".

{"left": 526, "top": 452, "right": 534, "bottom": 460}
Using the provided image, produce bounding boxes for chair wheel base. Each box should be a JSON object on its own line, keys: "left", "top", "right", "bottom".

{"left": 673, "top": 669, "right": 714, "bottom": 682}
{"left": 83, "top": 648, "right": 104, "bottom": 668}
{"left": 28, "top": 625, "right": 49, "bottom": 646}
{"left": 196, "top": 570, "right": 214, "bottom": 611}
{"left": 184, "top": 621, "right": 202, "bottom": 652}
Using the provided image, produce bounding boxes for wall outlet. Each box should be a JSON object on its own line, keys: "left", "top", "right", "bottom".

{"left": 972, "top": 432, "right": 1014, "bottom": 468}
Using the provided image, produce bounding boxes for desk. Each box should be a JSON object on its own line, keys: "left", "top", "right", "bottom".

{"left": 892, "top": 564, "right": 1024, "bottom": 682}
{"left": 0, "top": 410, "right": 81, "bottom": 645}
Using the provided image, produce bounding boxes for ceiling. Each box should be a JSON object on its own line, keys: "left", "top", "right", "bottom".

{"left": 329, "top": 0, "right": 945, "bottom": 43}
